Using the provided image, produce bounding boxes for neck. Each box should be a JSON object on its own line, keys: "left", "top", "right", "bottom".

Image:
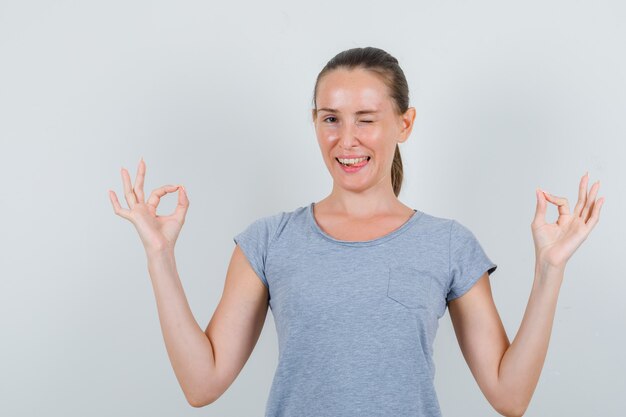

{"left": 319, "top": 180, "right": 402, "bottom": 219}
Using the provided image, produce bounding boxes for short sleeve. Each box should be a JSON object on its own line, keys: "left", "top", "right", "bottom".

{"left": 446, "top": 219, "right": 498, "bottom": 303}
{"left": 232, "top": 212, "right": 284, "bottom": 290}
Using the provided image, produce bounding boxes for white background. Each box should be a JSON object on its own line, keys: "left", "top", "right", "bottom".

{"left": 0, "top": 0, "right": 623, "bottom": 415}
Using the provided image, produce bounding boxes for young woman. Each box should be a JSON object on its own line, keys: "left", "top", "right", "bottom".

{"left": 108, "top": 47, "right": 604, "bottom": 417}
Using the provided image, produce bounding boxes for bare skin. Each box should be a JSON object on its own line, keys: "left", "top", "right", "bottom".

{"left": 109, "top": 66, "right": 605, "bottom": 413}
{"left": 448, "top": 174, "right": 604, "bottom": 416}
{"left": 108, "top": 160, "right": 270, "bottom": 407}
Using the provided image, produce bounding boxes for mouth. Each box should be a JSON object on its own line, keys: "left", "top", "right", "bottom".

{"left": 335, "top": 156, "right": 371, "bottom": 167}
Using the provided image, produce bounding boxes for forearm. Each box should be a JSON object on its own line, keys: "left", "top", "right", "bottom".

{"left": 146, "top": 248, "right": 218, "bottom": 407}
{"left": 497, "top": 259, "right": 565, "bottom": 415}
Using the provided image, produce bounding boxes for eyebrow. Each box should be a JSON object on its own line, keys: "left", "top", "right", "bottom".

{"left": 316, "top": 108, "right": 379, "bottom": 115}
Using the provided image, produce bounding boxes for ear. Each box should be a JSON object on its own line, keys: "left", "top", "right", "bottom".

{"left": 398, "top": 107, "right": 416, "bottom": 143}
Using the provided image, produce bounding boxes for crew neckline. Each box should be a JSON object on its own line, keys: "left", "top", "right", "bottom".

{"left": 307, "top": 202, "right": 423, "bottom": 247}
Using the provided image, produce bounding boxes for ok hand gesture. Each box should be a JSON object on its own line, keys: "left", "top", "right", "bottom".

{"left": 108, "top": 158, "right": 189, "bottom": 254}
{"left": 531, "top": 172, "right": 605, "bottom": 269}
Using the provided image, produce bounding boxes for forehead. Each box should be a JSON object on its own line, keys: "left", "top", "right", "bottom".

{"left": 316, "top": 68, "right": 391, "bottom": 111}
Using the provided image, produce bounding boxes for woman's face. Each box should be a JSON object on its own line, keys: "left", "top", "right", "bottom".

{"left": 312, "top": 67, "right": 415, "bottom": 194}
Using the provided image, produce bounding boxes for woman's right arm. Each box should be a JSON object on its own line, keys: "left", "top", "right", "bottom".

{"left": 110, "top": 158, "right": 270, "bottom": 407}
{"left": 146, "top": 243, "right": 269, "bottom": 408}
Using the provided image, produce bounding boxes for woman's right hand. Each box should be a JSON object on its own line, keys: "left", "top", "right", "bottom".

{"left": 108, "top": 158, "right": 189, "bottom": 254}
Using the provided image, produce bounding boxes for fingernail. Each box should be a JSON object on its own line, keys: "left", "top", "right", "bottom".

{"left": 585, "top": 171, "right": 589, "bottom": 178}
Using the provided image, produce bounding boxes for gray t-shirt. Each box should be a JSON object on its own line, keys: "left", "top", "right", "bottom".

{"left": 233, "top": 202, "right": 497, "bottom": 417}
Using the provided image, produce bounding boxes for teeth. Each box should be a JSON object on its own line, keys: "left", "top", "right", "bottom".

{"left": 338, "top": 157, "right": 368, "bottom": 165}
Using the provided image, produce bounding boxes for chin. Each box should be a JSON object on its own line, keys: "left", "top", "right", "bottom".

{"left": 332, "top": 179, "right": 371, "bottom": 192}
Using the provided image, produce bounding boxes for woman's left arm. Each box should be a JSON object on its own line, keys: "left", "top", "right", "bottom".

{"left": 448, "top": 172, "right": 605, "bottom": 417}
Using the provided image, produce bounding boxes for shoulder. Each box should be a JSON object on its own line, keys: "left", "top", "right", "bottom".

{"left": 236, "top": 204, "right": 307, "bottom": 245}
{"left": 406, "top": 210, "right": 488, "bottom": 252}
{"left": 416, "top": 210, "right": 480, "bottom": 238}
{"left": 411, "top": 209, "right": 456, "bottom": 239}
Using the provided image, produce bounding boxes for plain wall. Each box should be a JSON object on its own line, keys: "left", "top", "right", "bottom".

{"left": 0, "top": 0, "right": 624, "bottom": 415}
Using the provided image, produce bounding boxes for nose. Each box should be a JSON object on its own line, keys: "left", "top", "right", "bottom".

{"left": 338, "top": 121, "right": 360, "bottom": 149}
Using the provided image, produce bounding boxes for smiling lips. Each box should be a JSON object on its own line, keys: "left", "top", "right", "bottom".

{"left": 336, "top": 156, "right": 370, "bottom": 172}
{"left": 336, "top": 156, "right": 370, "bottom": 166}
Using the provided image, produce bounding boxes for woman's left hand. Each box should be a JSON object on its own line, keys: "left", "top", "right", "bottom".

{"left": 531, "top": 172, "right": 605, "bottom": 269}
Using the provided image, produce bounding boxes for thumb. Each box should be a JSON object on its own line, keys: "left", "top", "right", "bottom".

{"left": 533, "top": 187, "right": 547, "bottom": 227}
{"left": 174, "top": 185, "right": 189, "bottom": 224}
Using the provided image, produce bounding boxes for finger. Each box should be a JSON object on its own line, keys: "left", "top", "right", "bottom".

{"left": 586, "top": 196, "right": 605, "bottom": 228}
{"left": 174, "top": 185, "right": 190, "bottom": 224}
{"left": 573, "top": 171, "right": 589, "bottom": 218}
{"left": 582, "top": 180, "right": 601, "bottom": 222}
{"left": 147, "top": 184, "right": 180, "bottom": 209}
{"left": 134, "top": 157, "right": 146, "bottom": 204}
{"left": 532, "top": 187, "right": 548, "bottom": 227}
{"left": 542, "top": 190, "right": 570, "bottom": 220}
{"left": 121, "top": 167, "right": 138, "bottom": 209}
{"left": 108, "top": 189, "right": 132, "bottom": 219}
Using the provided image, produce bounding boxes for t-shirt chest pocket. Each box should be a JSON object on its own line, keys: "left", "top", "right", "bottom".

{"left": 387, "top": 265, "right": 433, "bottom": 310}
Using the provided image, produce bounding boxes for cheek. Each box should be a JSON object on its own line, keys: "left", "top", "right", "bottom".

{"left": 355, "top": 123, "right": 382, "bottom": 138}
{"left": 316, "top": 140, "right": 334, "bottom": 163}
{"left": 317, "top": 135, "right": 339, "bottom": 153}
{"left": 318, "top": 126, "right": 338, "bottom": 140}
{"left": 316, "top": 124, "right": 384, "bottom": 148}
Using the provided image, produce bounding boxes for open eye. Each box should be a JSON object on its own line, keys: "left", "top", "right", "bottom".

{"left": 323, "top": 116, "right": 337, "bottom": 123}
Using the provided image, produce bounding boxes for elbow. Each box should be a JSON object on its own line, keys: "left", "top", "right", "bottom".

{"left": 186, "top": 394, "right": 207, "bottom": 408}
{"left": 186, "top": 393, "right": 215, "bottom": 408}
{"left": 185, "top": 385, "right": 221, "bottom": 408}
{"left": 188, "top": 399, "right": 204, "bottom": 408}
{"left": 490, "top": 390, "right": 529, "bottom": 417}
{"left": 185, "top": 369, "right": 225, "bottom": 407}
{"left": 498, "top": 408, "right": 527, "bottom": 417}
{"left": 494, "top": 398, "right": 529, "bottom": 417}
